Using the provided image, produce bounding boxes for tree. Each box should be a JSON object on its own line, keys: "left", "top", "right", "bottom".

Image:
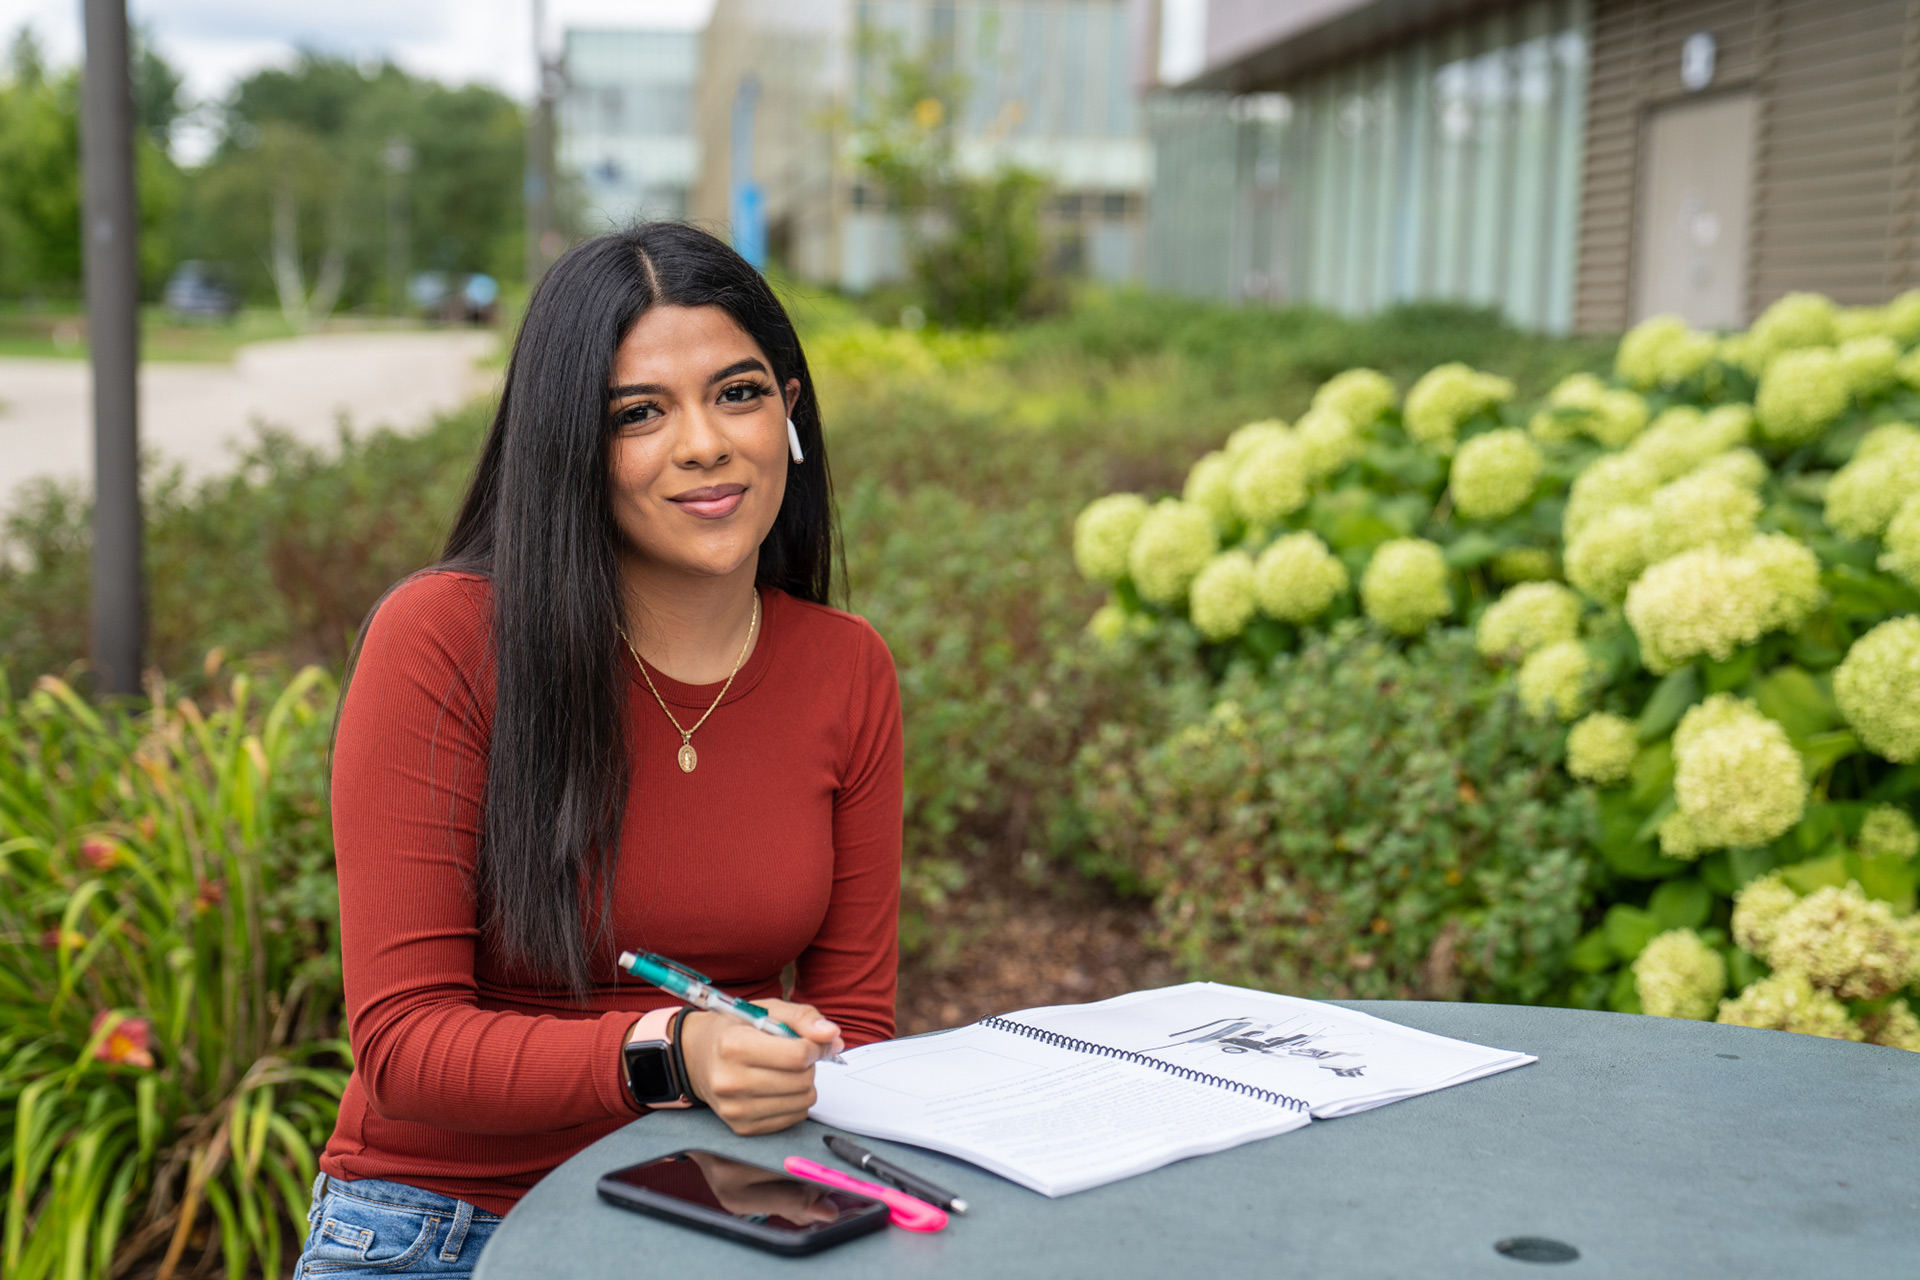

{"left": 179, "top": 53, "right": 525, "bottom": 319}
{"left": 0, "top": 27, "right": 179, "bottom": 300}
{"left": 850, "top": 31, "right": 1056, "bottom": 327}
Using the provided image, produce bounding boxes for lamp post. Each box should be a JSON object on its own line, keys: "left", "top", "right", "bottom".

{"left": 525, "top": 0, "right": 560, "bottom": 285}
{"left": 81, "top": 0, "right": 142, "bottom": 695}
{"left": 384, "top": 135, "right": 414, "bottom": 316}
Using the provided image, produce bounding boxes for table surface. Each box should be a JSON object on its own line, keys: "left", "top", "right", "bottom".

{"left": 471, "top": 1002, "right": 1920, "bottom": 1279}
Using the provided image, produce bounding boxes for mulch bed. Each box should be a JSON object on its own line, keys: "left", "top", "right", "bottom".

{"left": 895, "top": 867, "right": 1175, "bottom": 1036}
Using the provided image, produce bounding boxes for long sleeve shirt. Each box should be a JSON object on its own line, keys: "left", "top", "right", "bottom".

{"left": 318, "top": 571, "right": 902, "bottom": 1214}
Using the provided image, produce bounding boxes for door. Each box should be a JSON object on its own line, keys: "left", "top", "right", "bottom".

{"left": 1633, "top": 93, "right": 1757, "bottom": 329}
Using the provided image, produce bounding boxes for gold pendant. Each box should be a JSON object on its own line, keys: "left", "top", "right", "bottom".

{"left": 677, "top": 742, "right": 698, "bottom": 773}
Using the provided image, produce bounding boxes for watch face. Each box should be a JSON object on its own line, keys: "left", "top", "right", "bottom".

{"left": 626, "top": 1043, "right": 676, "bottom": 1103}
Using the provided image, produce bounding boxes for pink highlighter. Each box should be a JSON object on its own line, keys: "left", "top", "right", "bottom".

{"left": 783, "top": 1156, "right": 949, "bottom": 1232}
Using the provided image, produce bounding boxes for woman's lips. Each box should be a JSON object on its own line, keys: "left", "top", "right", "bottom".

{"left": 670, "top": 485, "right": 746, "bottom": 519}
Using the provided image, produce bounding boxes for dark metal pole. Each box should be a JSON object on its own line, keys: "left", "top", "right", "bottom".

{"left": 524, "top": 0, "right": 555, "bottom": 286}
{"left": 81, "top": 0, "right": 144, "bottom": 695}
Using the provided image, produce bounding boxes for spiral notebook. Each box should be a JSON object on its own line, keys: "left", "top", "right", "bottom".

{"left": 809, "top": 982, "right": 1535, "bottom": 1197}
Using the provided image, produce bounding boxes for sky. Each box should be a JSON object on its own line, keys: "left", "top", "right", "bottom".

{"left": 1, "top": 0, "right": 714, "bottom": 105}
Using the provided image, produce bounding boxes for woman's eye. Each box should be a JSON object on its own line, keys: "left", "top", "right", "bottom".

{"left": 615, "top": 404, "right": 658, "bottom": 426}
{"left": 719, "top": 382, "right": 767, "bottom": 404}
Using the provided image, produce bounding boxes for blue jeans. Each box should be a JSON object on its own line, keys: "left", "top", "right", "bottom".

{"left": 292, "top": 1174, "right": 502, "bottom": 1278}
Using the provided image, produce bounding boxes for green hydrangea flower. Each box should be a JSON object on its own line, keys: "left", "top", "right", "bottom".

{"left": 1224, "top": 419, "right": 1289, "bottom": 462}
{"left": 1404, "top": 363, "right": 1514, "bottom": 451}
{"left": 1361, "top": 538, "right": 1453, "bottom": 635}
{"left": 1450, "top": 429, "right": 1543, "bottom": 520}
{"left": 1731, "top": 873, "right": 1799, "bottom": 961}
{"left": 1492, "top": 548, "right": 1557, "bottom": 583}
{"left": 1717, "top": 972, "right": 1863, "bottom": 1041}
{"left": 1127, "top": 500, "right": 1219, "bottom": 605}
{"left": 1899, "top": 347, "right": 1920, "bottom": 391}
{"left": 1182, "top": 452, "right": 1237, "bottom": 529}
{"left": 1672, "top": 695, "right": 1808, "bottom": 851}
{"left": 1588, "top": 389, "right": 1651, "bottom": 448}
{"left": 1476, "top": 582, "right": 1581, "bottom": 658}
{"left": 1564, "top": 453, "right": 1660, "bottom": 540}
{"left": 1769, "top": 883, "right": 1913, "bottom": 1000}
{"left": 1086, "top": 601, "right": 1150, "bottom": 647}
{"left": 1073, "top": 493, "right": 1149, "bottom": 583}
{"left": 1839, "top": 335, "right": 1900, "bottom": 398}
{"left": 1659, "top": 810, "right": 1708, "bottom": 860}
{"left": 1517, "top": 640, "right": 1598, "bottom": 721}
{"left": 1624, "top": 539, "right": 1817, "bottom": 673}
{"left": 1747, "top": 291, "right": 1839, "bottom": 369}
{"left": 1528, "top": 372, "right": 1604, "bottom": 442}
{"left": 1858, "top": 421, "right": 1920, "bottom": 460}
{"left": 1691, "top": 447, "right": 1768, "bottom": 490}
{"left": 1861, "top": 999, "right": 1920, "bottom": 1052}
{"left": 1566, "top": 712, "right": 1638, "bottom": 785}
{"left": 1616, "top": 315, "right": 1717, "bottom": 389}
{"left": 1295, "top": 406, "right": 1365, "bottom": 478}
{"left": 1859, "top": 805, "right": 1919, "bottom": 860}
{"left": 1564, "top": 505, "right": 1656, "bottom": 605}
{"left": 1825, "top": 428, "right": 1920, "bottom": 539}
{"left": 1756, "top": 347, "right": 1849, "bottom": 444}
{"left": 1882, "top": 290, "right": 1920, "bottom": 344}
{"left": 1188, "top": 551, "right": 1259, "bottom": 640}
{"left": 1254, "top": 531, "right": 1349, "bottom": 624}
{"left": 1745, "top": 534, "right": 1823, "bottom": 633}
{"left": 1627, "top": 403, "right": 1753, "bottom": 481}
{"left": 1311, "top": 368, "right": 1396, "bottom": 426}
{"left": 1633, "top": 929, "right": 1727, "bottom": 1020}
{"left": 1649, "top": 471, "right": 1762, "bottom": 560}
{"left": 1880, "top": 496, "right": 1920, "bottom": 590}
{"left": 1834, "top": 617, "right": 1920, "bottom": 763}
{"left": 1230, "top": 432, "right": 1312, "bottom": 524}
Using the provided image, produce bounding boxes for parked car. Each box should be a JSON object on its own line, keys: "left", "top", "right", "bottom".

{"left": 407, "top": 271, "right": 500, "bottom": 326}
{"left": 163, "top": 261, "right": 239, "bottom": 320}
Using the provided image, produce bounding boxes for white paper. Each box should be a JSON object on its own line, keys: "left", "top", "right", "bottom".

{"left": 810, "top": 1022, "right": 1310, "bottom": 1196}
{"left": 1008, "top": 982, "right": 1536, "bottom": 1118}
{"left": 809, "top": 983, "right": 1534, "bottom": 1196}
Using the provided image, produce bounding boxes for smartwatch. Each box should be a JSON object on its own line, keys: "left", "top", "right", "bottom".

{"left": 622, "top": 1007, "right": 694, "bottom": 1109}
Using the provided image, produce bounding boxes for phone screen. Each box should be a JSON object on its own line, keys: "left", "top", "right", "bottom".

{"left": 603, "top": 1152, "right": 875, "bottom": 1233}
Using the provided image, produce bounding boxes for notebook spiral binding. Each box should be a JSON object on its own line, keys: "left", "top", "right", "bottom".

{"left": 978, "top": 1016, "right": 1311, "bottom": 1114}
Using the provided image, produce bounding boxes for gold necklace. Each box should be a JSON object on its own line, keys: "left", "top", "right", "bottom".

{"left": 621, "top": 591, "right": 760, "bottom": 774}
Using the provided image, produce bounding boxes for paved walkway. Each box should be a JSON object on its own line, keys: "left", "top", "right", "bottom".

{"left": 0, "top": 329, "right": 499, "bottom": 504}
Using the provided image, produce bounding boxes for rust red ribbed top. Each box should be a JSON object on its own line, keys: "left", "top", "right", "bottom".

{"left": 318, "top": 572, "right": 902, "bottom": 1214}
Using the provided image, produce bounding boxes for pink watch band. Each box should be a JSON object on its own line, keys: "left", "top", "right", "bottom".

{"left": 627, "top": 1007, "right": 694, "bottom": 1109}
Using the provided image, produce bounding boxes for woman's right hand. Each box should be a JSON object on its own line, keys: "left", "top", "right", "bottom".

{"left": 677, "top": 1002, "right": 846, "bottom": 1135}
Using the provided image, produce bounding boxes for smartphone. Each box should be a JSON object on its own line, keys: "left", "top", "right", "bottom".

{"left": 596, "top": 1150, "right": 891, "bottom": 1255}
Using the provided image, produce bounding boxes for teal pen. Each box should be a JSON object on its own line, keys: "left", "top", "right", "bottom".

{"left": 618, "top": 950, "right": 846, "bottom": 1065}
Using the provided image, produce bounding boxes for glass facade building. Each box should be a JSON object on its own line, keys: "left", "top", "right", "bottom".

{"left": 1147, "top": 0, "right": 1591, "bottom": 332}
{"left": 559, "top": 29, "right": 702, "bottom": 228}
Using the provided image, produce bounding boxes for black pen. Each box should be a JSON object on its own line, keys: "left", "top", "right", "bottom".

{"left": 823, "top": 1134, "right": 969, "bottom": 1215}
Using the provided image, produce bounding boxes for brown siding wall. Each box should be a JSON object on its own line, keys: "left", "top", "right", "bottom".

{"left": 1575, "top": 0, "right": 1920, "bottom": 332}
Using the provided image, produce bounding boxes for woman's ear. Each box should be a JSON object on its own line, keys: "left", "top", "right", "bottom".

{"left": 783, "top": 378, "right": 802, "bottom": 419}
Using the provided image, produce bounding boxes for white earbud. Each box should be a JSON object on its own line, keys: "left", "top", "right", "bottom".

{"left": 787, "top": 417, "right": 805, "bottom": 464}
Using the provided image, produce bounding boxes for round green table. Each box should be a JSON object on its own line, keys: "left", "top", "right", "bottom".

{"left": 471, "top": 1002, "right": 1920, "bottom": 1278}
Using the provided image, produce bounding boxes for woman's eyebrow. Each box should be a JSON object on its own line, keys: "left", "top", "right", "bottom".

{"left": 707, "top": 357, "right": 769, "bottom": 383}
{"left": 605, "top": 359, "right": 770, "bottom": 400}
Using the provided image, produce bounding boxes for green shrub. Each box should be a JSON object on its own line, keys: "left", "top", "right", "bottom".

{"left": 1073, "top": 624, "right": 1592, "bottom": 1003}
{"left": 1071, "top": 293, "right": 1920, "bottom": 1044}
{"left": 0, "top": 413, "right": 486, "bottom": 683}
{"left": 0, "top": 666, "right": 346, "bottom": 1279}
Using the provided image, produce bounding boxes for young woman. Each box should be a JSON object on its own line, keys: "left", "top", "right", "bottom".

{"left": 293, "top": 224, "right": 903, "bottom": 1278}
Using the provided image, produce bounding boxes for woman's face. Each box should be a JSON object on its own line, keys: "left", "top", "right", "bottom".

{"left": 605, "top": 304, "right": 800, "bottom": 586}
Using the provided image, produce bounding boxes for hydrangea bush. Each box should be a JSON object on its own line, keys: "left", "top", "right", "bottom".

{"left": 1072, "top": 290, "right": 1920, "bottom": 1047}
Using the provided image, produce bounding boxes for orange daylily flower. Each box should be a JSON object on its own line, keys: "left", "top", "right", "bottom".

{"left": 91, "top": 1011, "right": 156, "bottom": 1069}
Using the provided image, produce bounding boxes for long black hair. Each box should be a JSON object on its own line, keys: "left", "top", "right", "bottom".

{"left": 439, "top": 223, "right": 837, "bottom": 998}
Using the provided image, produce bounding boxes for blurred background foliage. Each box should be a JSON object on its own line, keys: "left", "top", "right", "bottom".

{"left": 0, "top": 29, "right": 523, "bottom": 319}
